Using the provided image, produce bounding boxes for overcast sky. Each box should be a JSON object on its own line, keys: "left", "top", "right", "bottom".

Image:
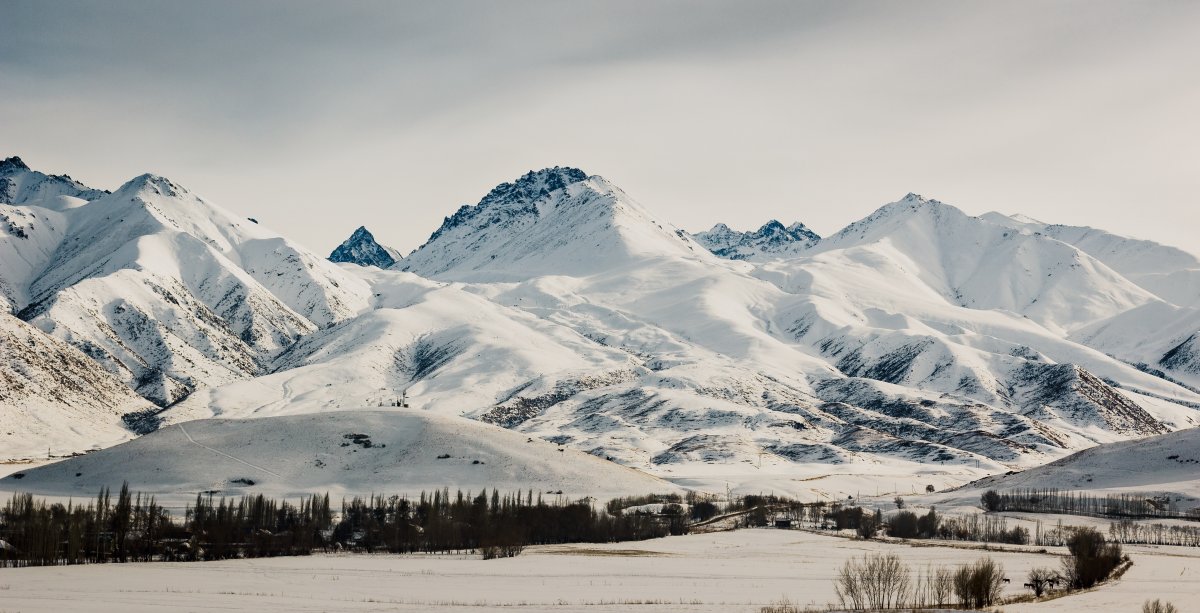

{"left": 3, "top": 0, "right": 1198, "bottom": 255}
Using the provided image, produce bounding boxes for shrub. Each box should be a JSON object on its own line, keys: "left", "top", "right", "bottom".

{"left": 1063, "top": 527, "right": 1123, "bottom": 589}
{"left": 887, "top": 511, "right": 919, "bottom": 538}
{"left": 916, "top": 507, "right": 939, "bottom": 538}
{"left": 981, "top": 489, "right": 1002, "bottom": 512}
{"left": 857, "top": 510, "right": 881, "bottom": 539}
{"left": 1143, "top": 599, "right": 1179, "bottom": 613}
{"left": 953, "top": 557, "right": 1005, "bottom": 609}
{"left": 691, "top": 500, "right": 719, "bottom": 522}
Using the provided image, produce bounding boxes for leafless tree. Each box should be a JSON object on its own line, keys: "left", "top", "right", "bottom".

{"left": 835, "top": 553, "right": 911, "bottom": 610}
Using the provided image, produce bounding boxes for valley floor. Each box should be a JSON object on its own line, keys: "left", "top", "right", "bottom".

{"left": 4, "top": 528, "right": 1193, "bottom": 612}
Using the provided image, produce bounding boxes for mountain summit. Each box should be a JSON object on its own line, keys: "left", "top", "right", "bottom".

{"left": 693, "top": 219, "right": 820, "bottom": 260}
{"left": 398, "top": 167, "right": 708, "bottom": 279}
{"left": 0, "top": 155, "right": 107, "bottom": 207}
{"left": 329, "top": 226, "right": 401, "bottom": 268}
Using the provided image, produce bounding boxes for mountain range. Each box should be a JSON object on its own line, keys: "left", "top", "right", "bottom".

{"left": 2, "top": 156, "right": 1198, "bottom": 498}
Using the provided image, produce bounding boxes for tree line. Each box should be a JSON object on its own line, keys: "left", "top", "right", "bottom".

{"left": 982, "top": 487, "right": 1200, "bottom": 521}
{"left": 1, "top": 484, "right": 678, "bottom": 567}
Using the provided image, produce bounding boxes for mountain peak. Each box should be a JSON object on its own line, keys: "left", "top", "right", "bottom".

{"left": 329, "top": 225, "right": 400, "bottom": 268}
{"left": 105, "top": 173, "right": 191, "bottom": 204}
{"left": 478, "top": 166, "right": 588, "bottom": 208}
{"left": 422, "top": 166, "right": 588, "bottom": 246}
{"left": 400, "top": 168, "right": 703, "bottom": 279}
{"left": 0, "top": 156, "right": 108, "bottom": 206}
{"left": 1, "top": 156, "right": 30, "bottom": 173}
{"left": 693, "top": 218, "right": 820, "bottom": 261}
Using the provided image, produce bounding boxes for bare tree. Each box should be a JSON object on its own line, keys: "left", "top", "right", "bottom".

{"left": 953, "top": 557, "right": 1005, "bottom": 608}
{"left": 1026, "top": 567, "right": 1056, "bottom": 597}
{"left": 835, "top": 553, "right": 911, "bottom": 610}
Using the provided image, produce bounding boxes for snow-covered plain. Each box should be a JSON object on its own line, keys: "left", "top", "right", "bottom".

{"left": 0, "top": 528, "right": 1121, "bottom": 613}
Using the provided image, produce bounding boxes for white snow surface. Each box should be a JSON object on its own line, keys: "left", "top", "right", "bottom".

{"left": 939, "top": 425, "right": 1200, "bottom": 511}
{"left": 0, "top": 409, "right": 675, "bottom": 503}
{"left": 0, "top": 529, "right": 1082, "bottom": 612}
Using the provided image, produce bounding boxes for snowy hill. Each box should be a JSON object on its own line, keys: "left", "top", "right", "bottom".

{"left": 945, "top": 426, "right": 1200, "bottom": 510}
{"left": 329, "top": 225, "right": 402, "bottom": 268}
{"left": 0, "top": 410, "right": 676, "bottom": 502}
{"left": 983, "top": 212, "right": 1200, "bottom": 308}
{"left": 692, "top": 220, "right": 819, "bottom": 260}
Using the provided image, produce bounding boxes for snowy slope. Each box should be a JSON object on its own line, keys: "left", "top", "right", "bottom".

{"left": 0, "top": 409, "right": 676, "bottom": 502}
{"left": 0, "top": 202, "right": 68, "bottom": 311}
{"left": 0, "top": 313, "right": 151, "bottom": 460}
{"left": 328, "top": 225, "right": 401, "bottom": 268}
{"left": 1073, "top": 302, "right": 1200, "bottom": 390}
{"left": 692, "top": 220, "right": 819, "bottom": 261}
{"left": 983, "top": 211, "right": 1200, "bottom": 307}
{"left": 946, "top": 426, "right": 1200, "bottom": 510}
{"left": 810, "top": 194, "right": 1156, "bottom": 335}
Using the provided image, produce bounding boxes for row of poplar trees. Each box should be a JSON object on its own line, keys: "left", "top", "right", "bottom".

{"left": 1, "top": 484, "right": 674, "bottom": 567}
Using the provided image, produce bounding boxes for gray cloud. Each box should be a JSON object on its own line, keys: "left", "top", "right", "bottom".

{"left": 3, "top": 0, "right": 1198, "bottom": 254}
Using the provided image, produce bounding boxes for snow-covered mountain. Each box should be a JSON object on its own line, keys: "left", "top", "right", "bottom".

{"left": 397, "top": 167, "right": 710, "bottom": 280}
{"left": 147, "top": 171, "right": 1200, "bottom": 498}
{"left": 0, "top": 156, "right": 107, "bottom": 208}
{"left": 1, "top": 160, "right": 370, "bottom": 408}
{"left": 692, "top": 220, "right": 820, "bottom": 260}
{"left": 982, "top": 211, "right": 1200, "bottom": 308}
{"left": 979, "top": 211, "right": 1200, "bottom": 387}
{"left": 329, "top": 225, "right": 402, "bottom": 268}
{"left": 5, "top": 158, "right": 1200, "bottom": 499}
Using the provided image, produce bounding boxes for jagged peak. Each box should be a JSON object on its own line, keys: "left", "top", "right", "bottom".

{"left": 423, "top": 166, "right": 590, "bottom": 245}
{"left": 757, "top": 219, "right": 787, "bottom": 233}
{"left": 329, "top": 225, "right": 398, "bottom": 268}
{"left": 693, "top": 217, "right": 820, "bottom": 261}
{"left": 1, "top": 156, "right": 30, "bottom": 173}
{"left": 479, "top": 166, "right": 588, "bottom": 208}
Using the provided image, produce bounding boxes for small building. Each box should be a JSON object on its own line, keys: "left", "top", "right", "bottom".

{"left": 774, "top": 519, "right": 793, "bottom": 529}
